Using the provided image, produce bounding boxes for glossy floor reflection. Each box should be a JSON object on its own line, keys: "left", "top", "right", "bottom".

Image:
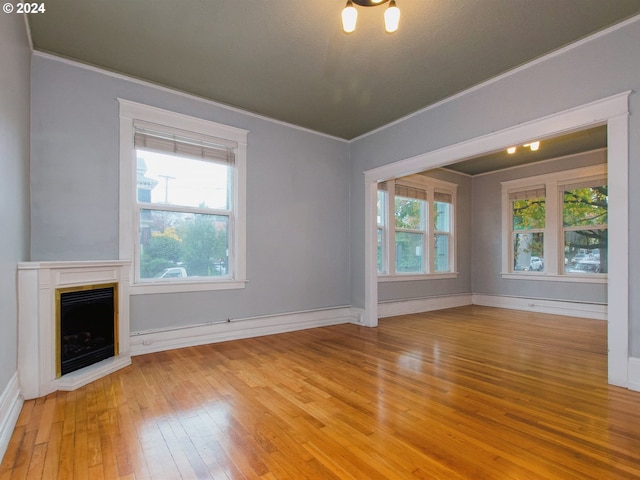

{"left": 2, "top": 306, "right": 639, "bottom": 479}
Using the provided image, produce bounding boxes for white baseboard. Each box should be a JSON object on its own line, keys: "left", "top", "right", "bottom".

{"left": 0, "top": 373, "right": 23, "bottom": 465}
{"left": 378, "top": 294, "right": 473, "bottom": 318}
{"left": 472, "top": 294, "right": 607, "bottom": 320}
{"left": 130, "top": 306, "right": 357, "bottom": 356}
{"left": 628, "top": 357, "right": 640, "bottom": 392}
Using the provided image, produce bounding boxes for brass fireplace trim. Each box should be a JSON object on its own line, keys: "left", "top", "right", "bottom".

{"left": 55, "top": 282, "right": 119, "bottom": 378}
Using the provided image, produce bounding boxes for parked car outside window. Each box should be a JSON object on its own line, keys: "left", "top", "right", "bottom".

{"left": 153, "top": 267, "right": 187, "bottom": 279}
{"left": 529, "top": 256, "right": 544, "bottom": 271}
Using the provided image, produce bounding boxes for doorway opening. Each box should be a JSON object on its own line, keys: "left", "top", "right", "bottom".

{"left": 363, "top": 92, "right": 630, "bottom": 388}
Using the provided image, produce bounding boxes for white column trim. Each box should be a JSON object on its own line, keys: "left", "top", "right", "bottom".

{"left": 363, "top": 180, "right": 379, "bottom": 327}
{"left": 628, "top": 358, "right": 640, "bottom": 392}
{"left": 607, "top": 113, "right": 630, "bottom": 387}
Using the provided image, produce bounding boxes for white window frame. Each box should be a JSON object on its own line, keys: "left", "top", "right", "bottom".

{"left": 394, "top": 191, "right": 427, "bottom": 274}
{"left": 433, "top": 190, "right": 455, "bottom": 273}
{"left": 376, "top": 188, "right": 388, "bottom": 275}
{"left": 501, "top": 163, "right": 607, "bottom": 283}
{"left": 118, "top": 99, "right": 248, "bottom": 294}
{"left": 508, "top": 185, "right": 547, "bottom": 274}
{"left": 378, "top": 174, "right": 458, "bottom": 281}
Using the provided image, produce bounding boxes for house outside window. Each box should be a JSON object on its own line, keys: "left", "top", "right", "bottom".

{"left": 378, "top": 174, "right": 457, "bottom": 280}
{"left": 119, "top": 100, "right": 248, "bottom": 294}
{"left": 501, "top": 164, "right": 607, "bottom": 282}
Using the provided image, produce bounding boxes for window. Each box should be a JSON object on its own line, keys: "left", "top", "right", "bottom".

{"left": 119, "top": 100, "right": 248, "bottom": 294}
{"left": 510, "top": 187, "right": 545, "bottom": 272}
{"left": 378, "top": 175, "right": 457, "bottom": 279}
{"left": 434, "top": 192, "right": 453, "bottom": 272}
{"left": 562, "top": 179, "right": 608, "bottom": 274}
{"left": 394, "top": 185, "right": 426, "bottom": 273}
{"left": 501, "top": 164, "right": 607, "bottom": 281}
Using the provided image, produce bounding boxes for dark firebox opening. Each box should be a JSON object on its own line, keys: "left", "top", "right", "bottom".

{"left": 60, "top": 286, "right": 116, "bottom": 376}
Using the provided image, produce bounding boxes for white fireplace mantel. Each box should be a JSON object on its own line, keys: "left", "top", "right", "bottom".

{"left": 18, "top": 260, "right": 131, "bottom": 400}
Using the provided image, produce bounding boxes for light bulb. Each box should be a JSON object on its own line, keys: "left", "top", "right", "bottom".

{"left": 342, "top": 1, "right": 357, "bottom": 33}
{"left": 384, "top": 0, "right": 400, "bottom": 33}
{"left": 507, "top": 147, "right": 516, "bottom": 154}
{"left": 529, "top": 141, "right": 540, "bottom": 151}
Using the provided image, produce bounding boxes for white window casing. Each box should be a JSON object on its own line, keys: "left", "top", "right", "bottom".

{"left": 378, "top": 174, "right": 458, "bottom": 281}
{"left": 501, "top": 163, "right": 607, "bottom": 283}
{"left": 118, "top": 99, "right": 248, "bottom": 294}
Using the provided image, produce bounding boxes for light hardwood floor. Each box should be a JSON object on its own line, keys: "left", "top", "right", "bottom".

{"left": 2, "top": 305, "right": 639, "bottom": 479}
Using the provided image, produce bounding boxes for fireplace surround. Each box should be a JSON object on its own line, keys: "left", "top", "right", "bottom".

{"left": 18, "top": 261, "right": 130, "bottom": 399}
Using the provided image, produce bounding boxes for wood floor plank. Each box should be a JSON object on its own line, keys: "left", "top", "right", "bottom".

{"left": 2, "top": 306, "right": 640, "bottom": 479}
{"left": 39, "top": 422, "right": 62, "bottom": 480}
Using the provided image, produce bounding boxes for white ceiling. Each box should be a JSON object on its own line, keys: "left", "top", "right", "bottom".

{"left": 27, "top": 0, "right": 640, "bottom": 140}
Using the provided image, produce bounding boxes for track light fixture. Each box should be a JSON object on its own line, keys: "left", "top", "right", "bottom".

{"left": 342, "top": 0, "right": 401, "bottom": 34}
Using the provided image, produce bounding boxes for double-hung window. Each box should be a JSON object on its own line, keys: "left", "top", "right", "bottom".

{"left": 119, "top": 100, "right": 248, "bottom": 294}
{"left": 562, "top": 179, "right": 608, "bottom": 274}
{"left": 394, "top": 184, "right": 427, "bottom": 273}
{"left": 433, "top": 192, "right": 453, "bottom": 272}
{"left": 501, "top": 164, "right": 607, "bottom": 281}
{"left": 378, "top": 174, "right": 457, "bottom": 279}
{"left": 510, "top": 186, "right": 546, "bottom": 272}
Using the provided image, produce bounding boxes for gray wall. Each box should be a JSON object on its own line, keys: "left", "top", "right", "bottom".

{"left": 378, "top": 168, "right": 472, "bottom": 302}
{"left": 472, "top": 150, "right": 607, "bottom": 303}
{"left": 350, "top": 19, "right": 640, "bottom": 354}
{"left": 24, "top": 17, "right": 640, "bottom": 352}
{"left": 0, "top": 15, "right": 31, "bottom": 391}
{"left": 30, "top": 55, "right": 351, "bottom": 332}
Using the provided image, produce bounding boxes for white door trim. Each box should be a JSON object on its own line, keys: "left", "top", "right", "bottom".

{"left": 363, "top": 91, "right": 630, "bottom": 387}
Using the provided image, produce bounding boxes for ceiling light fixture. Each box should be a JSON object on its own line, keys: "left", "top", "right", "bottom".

{"left": 342, "top": 0, "right": 401, "bottom": 34}
{"left": 384, "top": 1, "right": 400, "bottom": 33}
{"left": 525, "top": 141, "right": 540, "bottom": 151}
{"left": 506, "top": 141, "right": 541, "bottom": 154}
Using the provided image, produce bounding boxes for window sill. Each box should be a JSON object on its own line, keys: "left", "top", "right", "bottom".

{"left": 130, "top": 278, "right": 248, "bottom": 295}
{"left": 501, "top": 272, "right": 607, "bottom": 284}
{"left": 378, "top": 272, "right": 459, "bottom": 282}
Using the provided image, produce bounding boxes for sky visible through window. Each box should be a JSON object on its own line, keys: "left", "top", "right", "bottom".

{"left": 137, "top": 149, "right": 229, "bottom": 210}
